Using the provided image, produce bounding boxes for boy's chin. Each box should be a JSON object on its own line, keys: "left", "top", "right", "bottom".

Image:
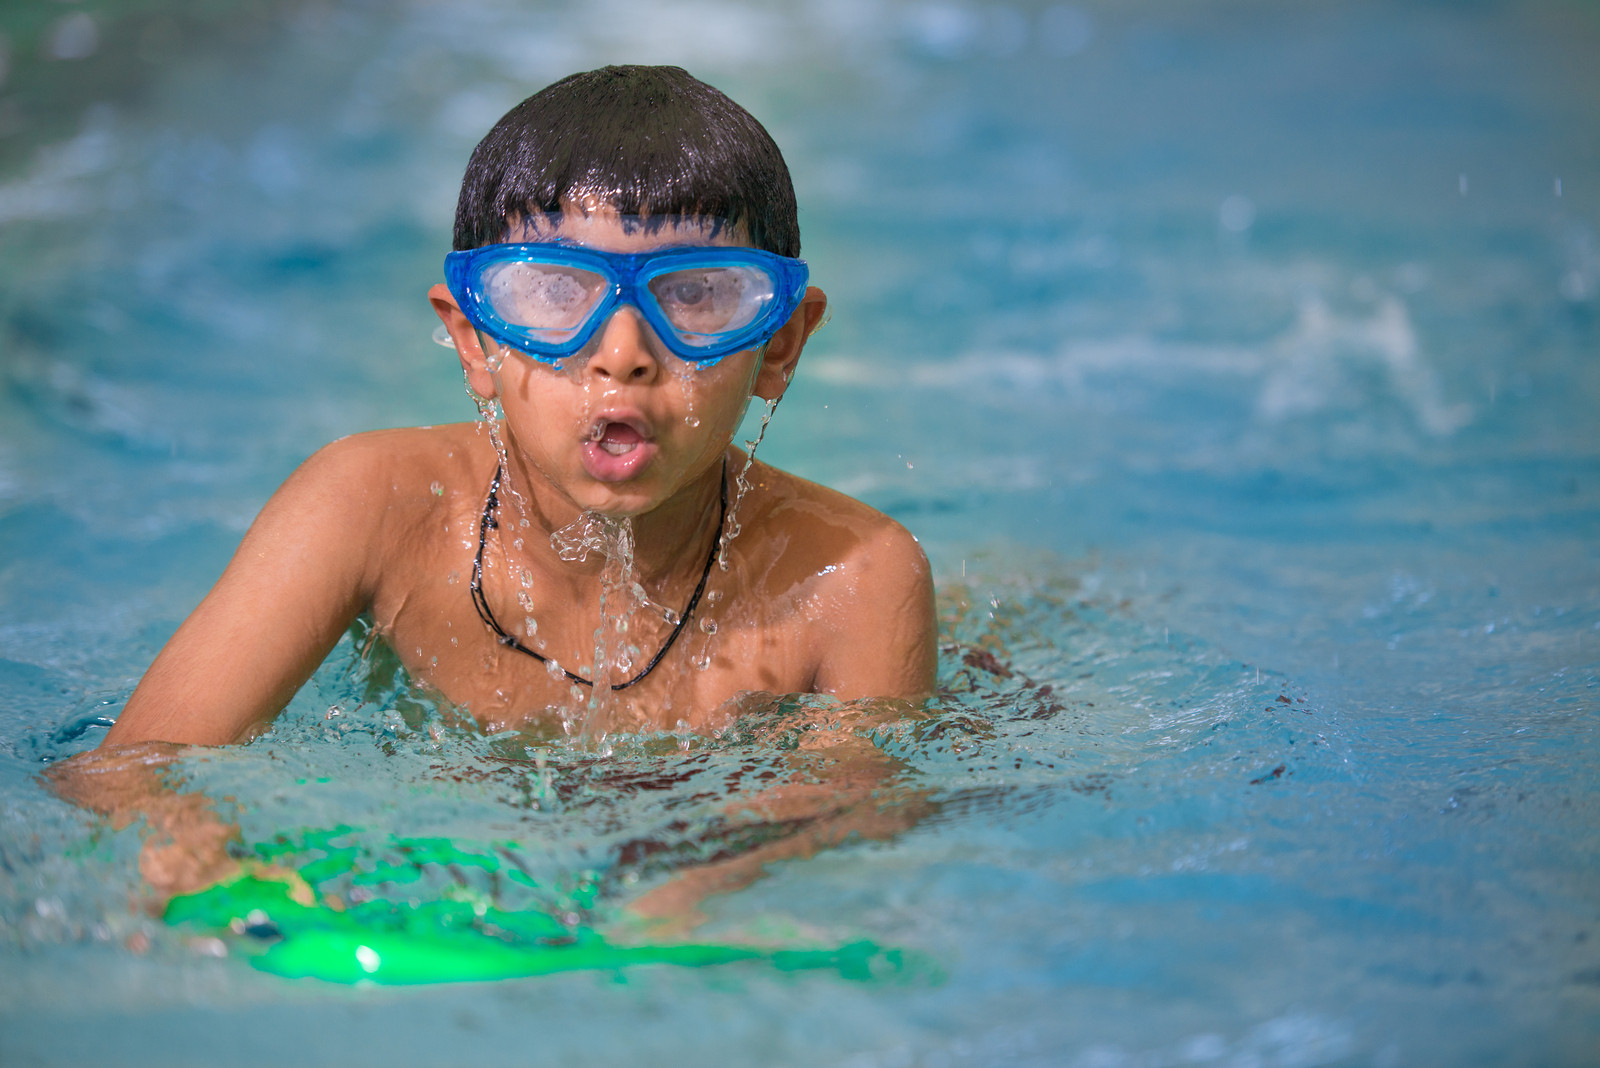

{"left": 565, "top": 465, "right": 721, "bottom": 523}
{"left": 565, "top": 481, "right": 669, "bottom": 520}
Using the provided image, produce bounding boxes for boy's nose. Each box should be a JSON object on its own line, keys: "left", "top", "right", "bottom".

{"left": 585, "top": 306, "right": 661, "bottom": 384}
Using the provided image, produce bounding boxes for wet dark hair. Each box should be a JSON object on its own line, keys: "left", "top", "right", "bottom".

{"left": 453, "top": 65, "right": 799, "bottom": 258}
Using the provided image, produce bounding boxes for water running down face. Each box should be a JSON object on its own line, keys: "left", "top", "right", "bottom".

{"left": 435, "top": 209, "right": 818, "bottom": 522}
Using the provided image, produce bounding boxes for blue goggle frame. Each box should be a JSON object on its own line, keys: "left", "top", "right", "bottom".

{"left": 443, "top": 242, "right": 810, "bottom": 366}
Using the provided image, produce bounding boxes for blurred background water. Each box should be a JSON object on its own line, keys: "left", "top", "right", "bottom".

{"left": 0, "top": 1, "right": 1596, "bottom": 1065}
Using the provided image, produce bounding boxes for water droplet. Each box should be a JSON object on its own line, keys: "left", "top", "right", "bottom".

{"left": 446, "top": 570, "right": 459, "bottom": 586}
{"left": 523, "top": 616, "right": 538, "bottom": 637}
{"left": 706, "top": 589, "right": 723, "bottom": 605}
{"left": 430, "top": 481, "right": 444, "bottom": 496}
{"left": 699, "top": 618, "right": 718, "bottom": 636}
{"left": 546, "top": 659, "right": 563, "bottom": 679}
{"left": 692, "top": 654, "right": 712, "bottom": 671}
{"left": 518, "top": 591, "right": 534, "bottom": 612}
{"left": 520, "top": 569, "right": 533, "bottom": 589}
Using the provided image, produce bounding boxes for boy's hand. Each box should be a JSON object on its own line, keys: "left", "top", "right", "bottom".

{"left": 133, "top": 792, "right": 244, "bottom": 900}
{"left": 47, "top": 742, "right": 244, "bottom": 902}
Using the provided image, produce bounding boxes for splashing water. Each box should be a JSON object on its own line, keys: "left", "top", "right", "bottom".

{"left": 463, "top": 376, "right": 537, "bottom": 574}
{"left": 481, "top": 340, "right": 505, "bottom": 375}
{"left": 463, "top": 373, "right": 498, "bottom": 428}
{"left": 463, "top": 349, "right": 735, "bottom": 738}
{"left": 548, "top": 510, "right": 641, "bottom": 741}
{"left": 631, "top": 581, "right": 680, "bottom": 626}
{"left": 717, "top": 395, "right": 781, "bottom": 570}
{"left": 549, "top": 512, "right": 609, "bottom": 564}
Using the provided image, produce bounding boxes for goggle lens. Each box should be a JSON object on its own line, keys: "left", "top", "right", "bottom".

{"left": 480, "top": 260, "right": 607, "bottom": 341}
{"left": 646, "top": 265, "right": 775, "bottom": 344}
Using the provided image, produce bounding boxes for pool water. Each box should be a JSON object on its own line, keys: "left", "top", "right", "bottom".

{"left": 2, "top": 0, "right": 1597, "bottom": 1064}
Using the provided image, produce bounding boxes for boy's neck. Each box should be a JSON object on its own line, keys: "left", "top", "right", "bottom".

{"left": 494, "top": 446, "right": 729, "bottom": 592}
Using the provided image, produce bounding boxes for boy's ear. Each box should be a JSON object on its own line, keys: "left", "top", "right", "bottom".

{"left": 753, "top": 286, "right": 828, "bottom": 401}
{"left": 428, "top": 283, "right": 497, "bottom": 399}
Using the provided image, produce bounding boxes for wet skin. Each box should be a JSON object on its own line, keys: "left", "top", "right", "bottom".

{"left": 94, "top": 208, "right": 936, "bottom": 743}
{"left": 53, "top": 210, "right": 938, "bottom": 916}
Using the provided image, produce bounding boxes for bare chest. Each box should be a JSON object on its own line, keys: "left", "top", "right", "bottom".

{"left": 367, "top": 526, "right": 823, "bottom": 732}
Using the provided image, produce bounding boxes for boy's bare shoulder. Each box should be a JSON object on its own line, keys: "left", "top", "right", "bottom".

{"left": 299, "top": 424, "right": 484, "bottom": 486}
{"left": 271, "top": 424, "right": 489, "bottom": 553}
{"left": 740, "top": 459, "right": 937, "bottom": 698}
{"left": 742, "top": 459, "right": 931, "bottom": 598}
{"left": 280, "top": 424, "right": 489, "bottom": 520}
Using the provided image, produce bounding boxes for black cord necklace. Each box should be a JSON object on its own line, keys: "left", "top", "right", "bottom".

{"left": 469, "top": 460, "right": 725, "bottom": 691}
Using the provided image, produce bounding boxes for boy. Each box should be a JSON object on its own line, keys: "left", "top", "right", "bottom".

{"left": 101, "top": 65, "right": 936, "bottom": 749}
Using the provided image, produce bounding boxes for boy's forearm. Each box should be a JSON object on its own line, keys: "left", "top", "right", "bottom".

{"left": 625, "top": 725, "right": 929, "bottom": 929}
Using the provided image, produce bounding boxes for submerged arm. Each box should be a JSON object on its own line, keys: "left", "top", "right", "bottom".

{"left": 624, "top": 701, "right": 933, "bottom": 933}
{"left": 46, "top": 743, "right": 243, "bottom": 898}
{"left": 47, "top": 742, "right": 315, "bottom": 902}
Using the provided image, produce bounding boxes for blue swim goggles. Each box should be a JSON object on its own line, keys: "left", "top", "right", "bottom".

{"left": 443, "top": 242, "right": 809, "bottom": 366}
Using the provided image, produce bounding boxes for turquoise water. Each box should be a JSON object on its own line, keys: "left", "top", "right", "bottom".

{"left": 2, "top": 0, "right": 1597, "bottom": 1063}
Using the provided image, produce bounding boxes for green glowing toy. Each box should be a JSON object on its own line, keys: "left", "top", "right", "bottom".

{"left": 162, "top": 828, "right": 917, "bottom": 986}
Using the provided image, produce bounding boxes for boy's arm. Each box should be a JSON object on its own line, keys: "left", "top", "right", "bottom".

{"left": 811, "top": 521, "right": 939, "bottom": 701}
{"left": 104, "top": 437, "right": 384, "bottom": 747}
{"left": 47, "top": 742, "right": 318, "bottom": 903}
{"left": 622, "top": 698, "right": 934, "bottom": 933}
{"left": 46, "top": 742, "right": 244, "bottom": 898}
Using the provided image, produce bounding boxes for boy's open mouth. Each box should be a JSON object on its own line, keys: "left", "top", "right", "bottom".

{"left": 595, "top": 421, "right": 644, "bottom": 456}
{"left": 580, "top": 415, "right": 658, "bottom": 483}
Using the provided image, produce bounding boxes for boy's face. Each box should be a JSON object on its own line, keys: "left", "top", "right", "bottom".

{"left": 429, "top": 209, "right": 826, "bottom": 520}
